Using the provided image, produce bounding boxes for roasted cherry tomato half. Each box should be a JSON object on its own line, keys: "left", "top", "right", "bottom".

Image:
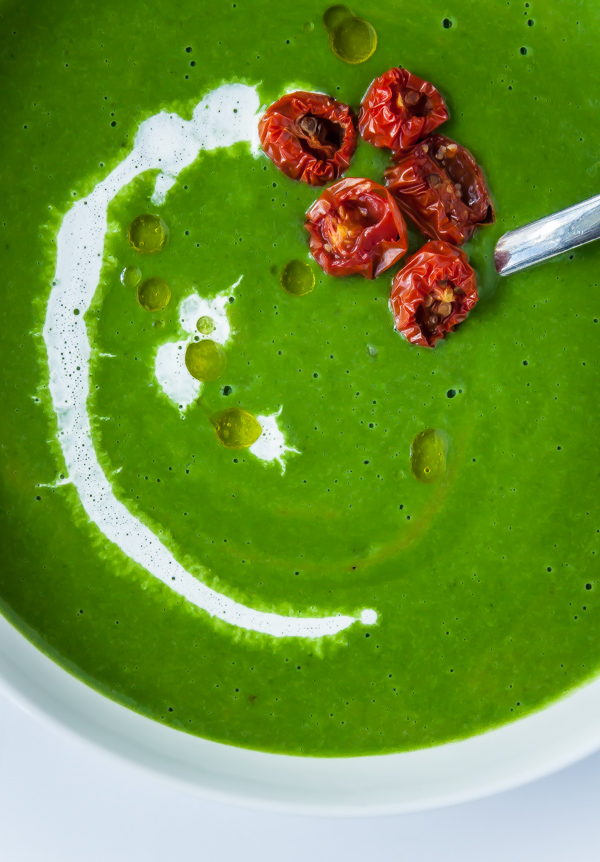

{"left": 358, "top": 67, "right": 448, "bottom": 156}
{"left": 385, "top": 134, "right": 494, "bottom": 245}
{"left": 305, "top": 177, "right": 408, "bottom": 279}
{"left": 258, "top": 91, "right": 357, "bottom": 186}
{"left": 390, "top": 240, "right": 478, "bottom": 347}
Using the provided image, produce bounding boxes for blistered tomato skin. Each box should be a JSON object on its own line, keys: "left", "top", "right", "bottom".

{"left": 358, "top": 67, "right": 449, "bottom": 155}
{"left": 258, "top": 91, "right": 358, "bottom": 186}
{"left": 390, "top": 240, "right": 478, "bottom": 347}
{"left": 305, "top": 177, "right": 408, "bottom": 278}
{"left": 385, "top": 134, "right": 494, "bottom": 245}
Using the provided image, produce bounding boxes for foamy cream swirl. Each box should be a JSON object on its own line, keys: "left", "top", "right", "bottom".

{"left": 43, "top": 83, "right": 378, "bottom": 638}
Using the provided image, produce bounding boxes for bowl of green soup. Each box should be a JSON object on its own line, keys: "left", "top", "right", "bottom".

{"left": 1, "top": 0, "right": 600, "bottom": 813}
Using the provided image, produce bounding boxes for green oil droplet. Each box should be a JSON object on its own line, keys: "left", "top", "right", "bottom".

{"left": 128, "top": 214, "right": 169, "bottom": 254}
{"left": 120, "top": 265, "right": 141, "bottom": 288}
{"left": 185, "top": 339, "right": 226, "bottom": 382}
{"left": 410, "top": 429, "right": 447, "bottom": 484}
{"left": 280, "top": 259, "right": 315, "bottom": 296}
{"left": 328, "top": 13, "right": 377, "bottom": 64}
{"left": 211, "top": 408, "right": 262, "bottom": 449}
{"left": 196, "top": 315, "right": 215, "bottom": 334}
{"left": 136, "top": 277, "right": 171, "bottom": 311}
{"left": 323, "top": 4, "right": 352, "bottom": 30}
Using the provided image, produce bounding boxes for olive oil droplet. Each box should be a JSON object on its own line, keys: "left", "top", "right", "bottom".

{"left": 196, "top": 315, "right": 215, "bottom": 334}
{"left": 280, "top": 259, "right": 315, "bottom": 296}
{"left": 323, "top": 4, "right": 352, "bottom": 30}
{"left": 136, "top": 277, "right": 171, "bottom": 311}
{"left": 410, "top": 429, "right": 447, "bottom": 484}
{"left": 324, "top": 6, "right": 377, "bottom": 65}
{"left": 128, "top": 214, "right": 169, "bottom": 253}
{"left": 211, "top": 408, "right": 262, "bottom": 449}
{"left": 185, "top": 339, "right": 226, "bottom": 381}
{"left": 331, "top": 17, "right": 377, "bottom": 64}
{"left": 120, "top": 265, "right": 141, "bottom": 288}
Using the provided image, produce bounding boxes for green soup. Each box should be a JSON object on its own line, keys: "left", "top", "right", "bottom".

{"left": 1, "top": 0, "right": 599, "bottom": 756}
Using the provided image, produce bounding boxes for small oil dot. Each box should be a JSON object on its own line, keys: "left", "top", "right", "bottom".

{"left": 280, "top": 259, "right": 315, "bottom": 296}
{"left": 324, "top": 5, "right": 377, "bottom": 64}
{"left": 136, "top": 277, "right": 171, "bottom": 312}
{"left": 128, "top": 214, "right": 169, "bottom": 254}
{"left": 211, "top": 408, "right": 262, "bottom": 449}
{"left": 185, "top": 340, "right": 226, "bottom": 382}
{"left": 120, "top": 266, "right": 142, "bottom": 288}
{"left": 322, "top": 5, "right": 351, "bottom": 29}
{"left": 196, "top": 315, "right": 215, "bottom": 334}
{"left": 410, "top": 429, "right": 447, "bottom": 484}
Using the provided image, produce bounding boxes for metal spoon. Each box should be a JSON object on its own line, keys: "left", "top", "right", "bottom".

{"left": 494, "top": 192, "right": 600, "bottom": 276}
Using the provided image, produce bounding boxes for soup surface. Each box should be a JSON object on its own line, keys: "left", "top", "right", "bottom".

{"left": 1, "top": 0, "right": 599, "bottom": 755}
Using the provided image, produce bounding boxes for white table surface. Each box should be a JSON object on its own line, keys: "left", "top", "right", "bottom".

{"left": 0, "top": 689, "right": 598, "bottom": 862}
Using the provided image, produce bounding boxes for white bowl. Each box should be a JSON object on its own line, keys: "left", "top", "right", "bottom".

{"left": 1, "top": 611, "right": 600, "bottom": 815}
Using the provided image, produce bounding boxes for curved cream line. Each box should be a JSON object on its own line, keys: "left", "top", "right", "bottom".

{"left": 42, "top": 82, "right": 377, "bottom": 638}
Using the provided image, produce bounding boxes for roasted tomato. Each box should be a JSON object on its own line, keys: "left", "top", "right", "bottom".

{"left": 258, "top": 91, "right": 357, "bottom": 186}
{"left": 358, "top": 67, "right": 448, "bottom": 155}
{"left": 305, "top": 177, "right": 408, "bottom": 278}
{"left": 390, "top": 240, "right": 478, "bottom": 347}
{"left": 385, "top": 134, "right": 494, "bottom": 245}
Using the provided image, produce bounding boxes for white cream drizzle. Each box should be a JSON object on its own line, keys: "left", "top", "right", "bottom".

{"left": 154, "top": 284, "right": 236, "bottom": 410}
{"left": 250, "top": 408, "right": 300, "bottom": 472}
{"left": 155, "top": 286, "right": 300, "bottom": 469}
{"left": 154, "top": 340, "right": 201, "bottom": 408}
{"left": 42, "top": 83, "right": 377, "bottom": 638}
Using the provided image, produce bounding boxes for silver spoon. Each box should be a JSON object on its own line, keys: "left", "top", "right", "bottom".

{"left": 494, "top": 192, "right": 600, "bottom": 276}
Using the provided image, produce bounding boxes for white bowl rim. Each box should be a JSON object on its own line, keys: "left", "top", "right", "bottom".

{"left": 1, "top": 611, "right": 600, "bottom": 816}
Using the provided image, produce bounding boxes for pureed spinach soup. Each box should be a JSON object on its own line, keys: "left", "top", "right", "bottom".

{"left": 0, "top": 0, "right": 599, "bottom": 756}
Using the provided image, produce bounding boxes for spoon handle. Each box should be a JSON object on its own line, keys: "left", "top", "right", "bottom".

{"left": 494, "top": 192, "right": 600, "bottom": 276}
